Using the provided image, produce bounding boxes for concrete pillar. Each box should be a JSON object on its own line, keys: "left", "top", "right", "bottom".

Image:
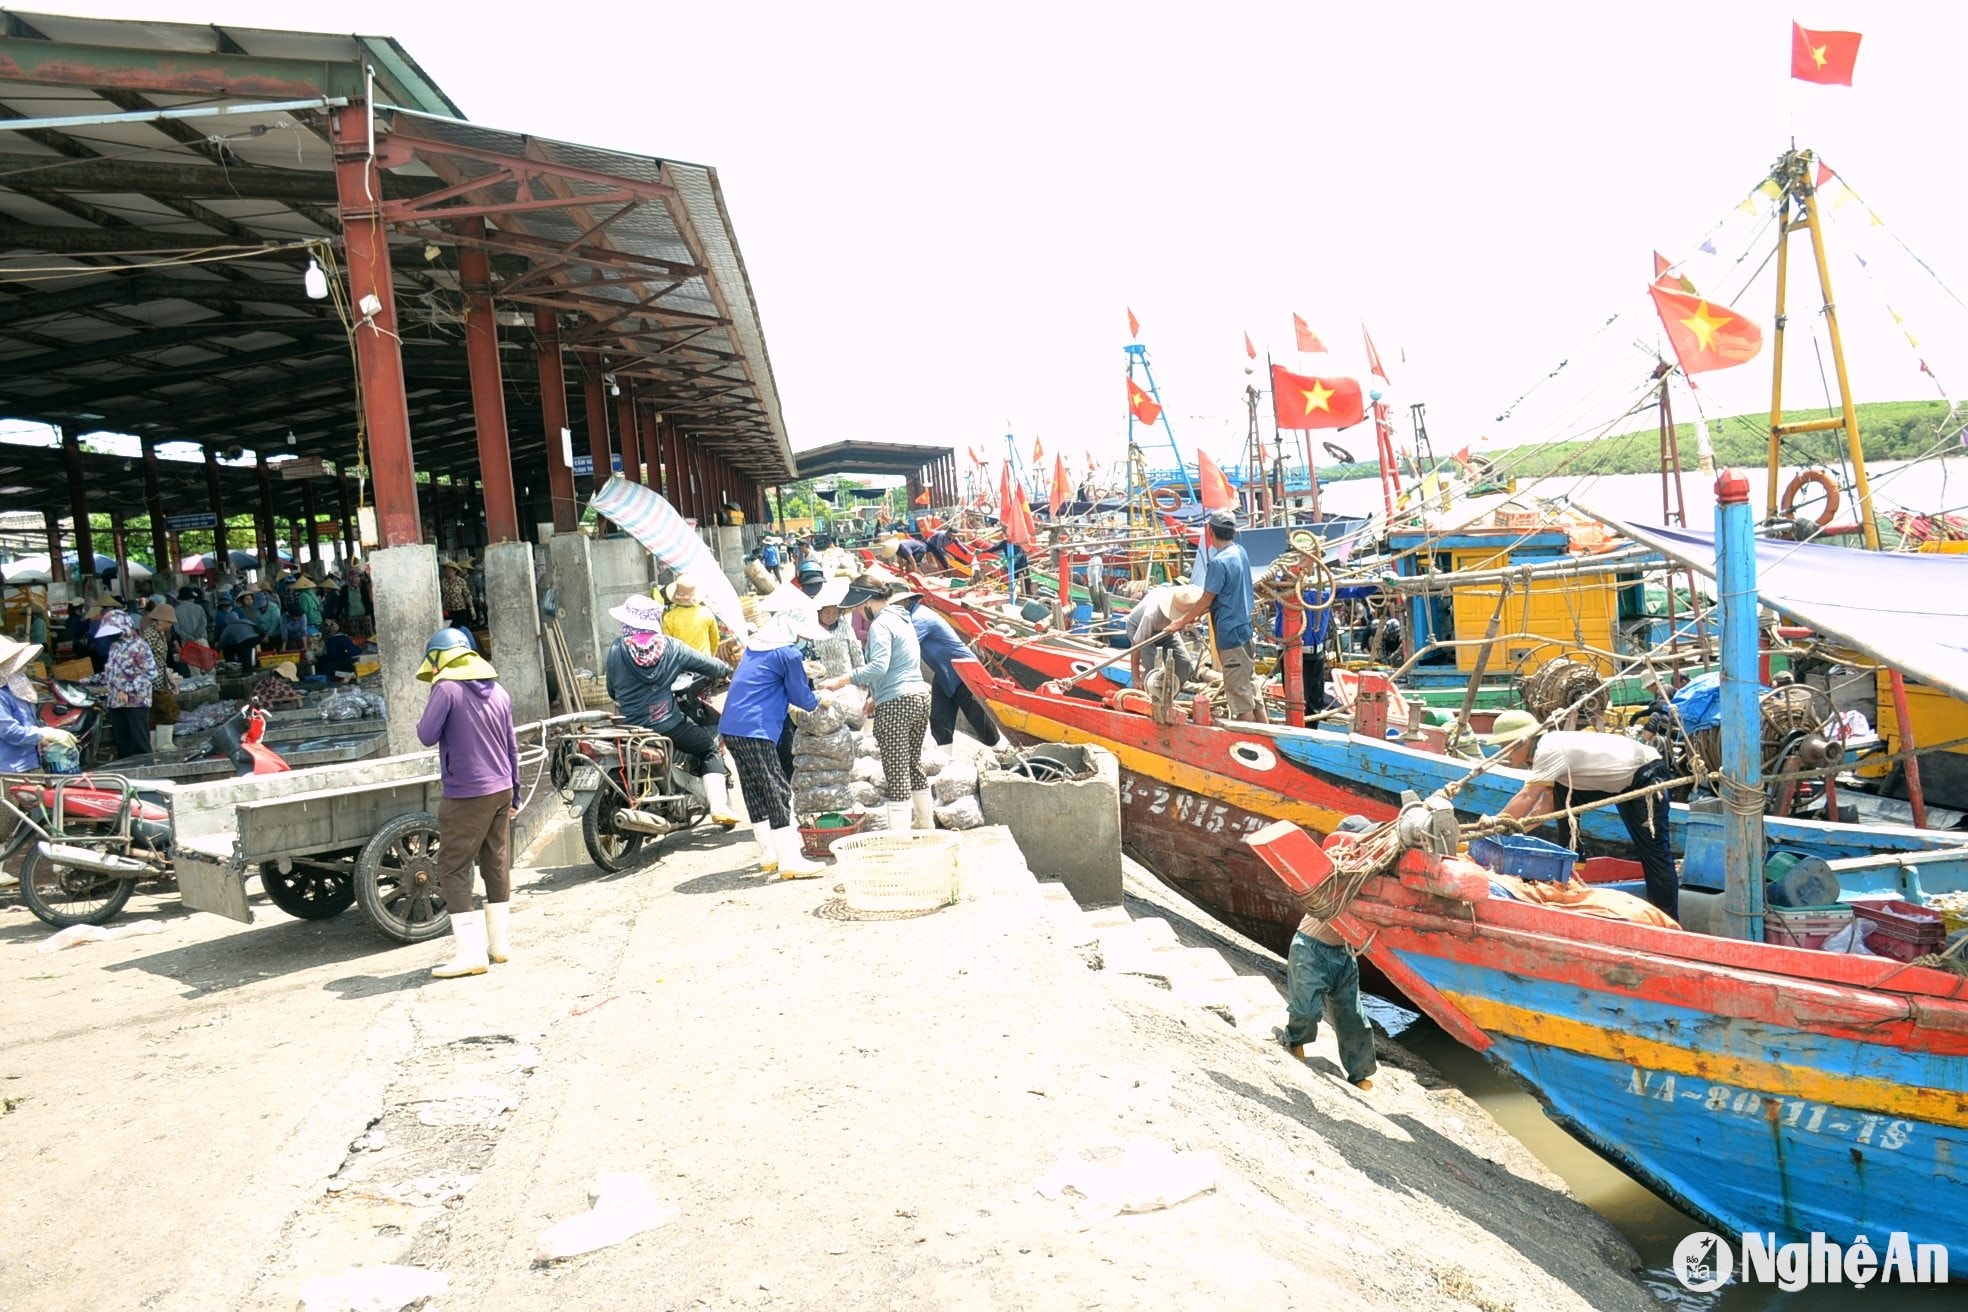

{"left": 713, "top": 525, "right": 747, "bottom": 596}
{"left": 589, "top": 537, "right": 654, "bottom": 648}
{"left": 547, "top": 532, "right": 601, "bottom": 673}
{"left": 366, "top": 543, "right": 444, "bottom": 757}
{"left": 484, "top": 540, "right": 548, "bottom": 725}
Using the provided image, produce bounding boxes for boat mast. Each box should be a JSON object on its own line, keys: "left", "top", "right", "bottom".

{"left": 1765, "top": 149, "right": 1880, "bottom": 549}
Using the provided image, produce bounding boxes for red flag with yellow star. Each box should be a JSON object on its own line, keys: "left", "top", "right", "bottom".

{"left": 1195, "top": 448, "right": 1236, "bottom": 511}
{"left": 1050, "top": 454, "right": 1071, "bottom": 515}
{"left": 1292, "top": 314, "right": 1325, "bottom": 352}
{"left": 1791, "top": 22, "right": 1861, "bottom": 86}
{"left": 1649, "top": 285, "right": 1763, "bottom": 375}
{"left": 1127, "top": 376, "right": 1162, "bottom": 427}
{"left": 1270, "top": 364, "right": 1365, "bottom": 430}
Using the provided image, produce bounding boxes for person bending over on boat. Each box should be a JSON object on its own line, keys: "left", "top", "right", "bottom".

{"left": 1168, "top": 510, "right": 1262, "bottom": 721}
{"left": 1283, "top": 815, "right": 1378, "bottom": 1090}
{"left": 922, "top": 527, "right": 954, "bottom": 573}
{"left": 1125, "top": 584, "right": 1201, "bottom": 687}
{"left": 1485, "top": 710, "right": 1679, "bottom": 920}
{"left": 902, "top": 590, "right": 1001, "bottom": 766}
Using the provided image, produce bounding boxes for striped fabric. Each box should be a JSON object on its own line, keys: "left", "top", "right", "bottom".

{"left": 589, "top": 477, "right": 750, "bottom": 637}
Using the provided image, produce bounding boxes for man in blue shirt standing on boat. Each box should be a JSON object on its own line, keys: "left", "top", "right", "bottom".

{"left": 1170, "top": 510, "right": 1261, "bottom": 721}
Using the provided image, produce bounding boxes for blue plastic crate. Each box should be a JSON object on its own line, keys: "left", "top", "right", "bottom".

{"left": 1468, "top": 834, "right": 1580, "bottom": 883}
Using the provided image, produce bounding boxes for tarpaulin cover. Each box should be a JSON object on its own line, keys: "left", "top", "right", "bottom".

{"left": 589, "top": 477, "right": 749, "bottom": 638}
{"left": 1606, "top": 520, "right": 1968, "bottom": 704}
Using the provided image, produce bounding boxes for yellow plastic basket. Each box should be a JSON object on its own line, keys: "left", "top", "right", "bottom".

{"left": 829, "top": 831, "right": 961, "bottom": 913}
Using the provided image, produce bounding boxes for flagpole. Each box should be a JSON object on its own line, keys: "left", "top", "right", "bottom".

{"left": 1127, "top": 342, "right": 1197, "bottom": 503}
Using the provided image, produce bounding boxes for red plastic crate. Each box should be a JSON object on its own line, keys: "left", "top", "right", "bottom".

{"left": 1763, "top": 904, "right": 1853, "bottom": 951}
{"left": 1851, "top": 899, "right": 1944, "bottom": 962}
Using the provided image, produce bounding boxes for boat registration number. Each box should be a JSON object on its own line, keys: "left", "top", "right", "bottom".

{"left": 1120, "top": 777, "right": 1268, "bottom": 837}
{"left": 1624, "top": 1068, "right": 1913, "bottom": 1150}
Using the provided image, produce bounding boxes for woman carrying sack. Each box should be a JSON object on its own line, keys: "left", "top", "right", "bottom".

{"left": 823, "top": 576, "right": 931, "bottom": 832}
{"left": 141, "top": 602, "right": 181, "bottom": 750}
{"left": 718, "top": 591, "right": 830, "bottom": 879}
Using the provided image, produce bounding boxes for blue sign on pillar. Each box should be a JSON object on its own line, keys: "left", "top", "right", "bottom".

{"left": 571, "top": 454, "right": 624, "bottom": 478}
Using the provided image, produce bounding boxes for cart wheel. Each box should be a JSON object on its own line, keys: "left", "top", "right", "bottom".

{"left": 354, "top": 812, "right": 450, "bottom": 943}
{"left": 260, "top": 862, "right": 356, "bottom": 920}
{"left": 17, "top": 830, "right": 138, "bottom": 929}
{"left": 582, "top": 793, "right": 647, "bottom": 873}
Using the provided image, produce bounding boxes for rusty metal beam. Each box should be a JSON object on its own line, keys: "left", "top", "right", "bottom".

{"left": 0, "top": 36, "right": 371, "bottom": 101}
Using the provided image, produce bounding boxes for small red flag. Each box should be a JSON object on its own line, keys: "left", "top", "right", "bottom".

{"left": 1050, "top": 454, "right": 1071, "bottom": 516}
{"left": 1195, "top": 448, "right": 1236, "bottom": 511}
{"left": 913, "top": 489, "right": 931, "bottom": 506}
{"left": 1362, "top": 323, "right": 1390, "bottom": 384}
{"left": 1292, "top": 314, "right": 1325, "bottom": 353}
{"left": 1452, "top": 445, "right": 1472, "bottom": 465}
{"left": 1653, "top": 251, "right": 1697, "bottom": 295}
{"left": 1085, "top": 450, "right": 1098, "bottom": 474}
{"left": 1815, "top": 160, "right": 1835, "bottom": 188}
{"left": 1011, "top": 484, "right": 1037, "bottom": 547}
{"left": 1127, "top": 376, "right": 1162, "bottom": 427}
{"left": 1271, "top": 364, "right": 1366, "bottom": 430}
{"left": 1649, "top": 284, "right": 1763, "bottom": 375}
{"left": 999, "top": 463, "right": 1032, "bottom": 546}
{"left": 1127, "top": 306, "right": 1140, "bottom": 338}
{"left": 1243, "top": 330, "right": 1257, "bottom": 360}
{"left": 967, "top": 445, "right": 986, "bottom": 467}
{"left": 1032, "top": 435, "right": 1044, "bottom": 464}
{"left": 1791, "top": 22, "right": 1861, "bottom": 86}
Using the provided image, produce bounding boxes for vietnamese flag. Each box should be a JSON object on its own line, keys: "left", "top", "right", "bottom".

{"left": 1050, "top": 454, "right": 1071, "bottom": 515}
{"left": 1195, "top": 448, "right": 1236, "bottom": 511}
{"left": 914, "top": 488, "right": 931, "bottom": 506}
{"left": 1292, "top": 314, "right": 1325, "bottom": 352}
{"left": 1270, "top": 364, "right": 1365, "bottom": 430}
{"left": 1791, "top": 22, "right": 1861, "bottom": 86}
{"left": 1011, "top": 483, "right": 1038, "bottom": 547}
{"left": 1127, "top": 375, "right": 1162, "bottom": 426}
{"left": 1653, "top": 251, "right": 1697, "bottom": 295}
{"left": 1032, "top": 435, "right": 1044, "bottom": 464}
{"left": 1649, "top": 284, "right": 1763, "bottom": 375}
{"left": 998, "top": 462, "right": 1032, "bottom": 546}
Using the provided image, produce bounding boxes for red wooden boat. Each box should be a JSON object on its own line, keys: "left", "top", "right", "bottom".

{"left": 915, "top": 582, "right": 1128, "bottom": 701}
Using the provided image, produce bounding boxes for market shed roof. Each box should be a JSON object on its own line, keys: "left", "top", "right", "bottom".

{"left": 794, "top": 440, "right": 955, "bottom": 481}
{"left": 0, "top": 9, "right": 792, "bottom": 518}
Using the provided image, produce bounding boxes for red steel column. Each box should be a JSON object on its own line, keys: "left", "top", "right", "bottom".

{"left": 456, "top": 217, "right": 519, "bottom": 544}
{"left": 303, "top": 480, "right": 324, "bottom": 568}
{"left": 140, "top": 437, "right": 169, "bottom": 580}
{"left": 204, "top": 446, "right": 230, "bottom": 565}
{"left": 60, "top": 427, "right": 94, "bottom": 575}
{"left": 582, "top": 361, "right": 613, "bottom": 486}
{"left": 331, "top": 103, "right": 421, "bottom": 547}
{"left": 43, "top": 510, "right": 64, "bottom": 586}
{"left": 614, "top": 386, "right": 642, "bottom": 485}
{"left": 337, "top": 475, "right": 357, "bottom": 563}
{"left": 535, "top": 308, "right": 578, "bottom": 531}
{"left": 110, "top": 511, "right": 129, "bottom": 597}
{"left": 255, "top": 453, "right": 278, "bottom": 571}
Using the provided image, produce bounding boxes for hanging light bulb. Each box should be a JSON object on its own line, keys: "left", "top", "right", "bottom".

{"left": 303, "top": 257, "right": 329, "bottom": 300}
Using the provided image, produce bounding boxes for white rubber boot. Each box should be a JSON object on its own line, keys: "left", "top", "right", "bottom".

{"left": 703, "top": 773, "right": 741, "bottom": 827}
{"left": 911, "top": 788, "right": 935, "bottom": 830}
{"left": 774, "top": 826, "right": 825, "bottom": 879}
{"left": 484, "top": 901, "right": 511, "bottom": 964}
{"left": 886, "top": 801, "right": 913, "bottom": 833}
{"left": 154, "top": 724, "right": 175, "bottom": 751}
{"left": 430, "top": 909, "right": 489, "bottom": 978}
{"left": 753, "top": 821, "right": 778, "bottom": 874}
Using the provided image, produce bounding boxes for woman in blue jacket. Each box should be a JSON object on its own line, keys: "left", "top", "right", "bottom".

{"left": 823, "top": 577, "right": 931, "bottom": 832}
{"left": 719, "top": 594, "right": 829, "bottom": 878}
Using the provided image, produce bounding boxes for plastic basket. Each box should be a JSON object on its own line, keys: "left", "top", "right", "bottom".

{"left": 798, "top": 811, "right": 871, "bottom": 860}
{"left": 829, "top": 830, "right": 961, "bottom": 912}
{"left": 1763, "top": 904, "right": 1853, "bottom": 951}
{"left": 1468, "top": 834, "right": 1580, "bottom": 883}
{"left": 1851, "top": 899, "right": 1944, "bottom": 962}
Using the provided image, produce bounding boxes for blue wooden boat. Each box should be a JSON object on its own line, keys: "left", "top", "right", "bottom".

{"left": 1245, "top": 819, "right": 1968, "bottom": 1273}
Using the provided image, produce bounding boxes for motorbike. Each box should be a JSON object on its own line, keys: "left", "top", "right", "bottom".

{"left": 2, "top": 700, "right": 289, "bottom": 927}
{"left": 550, "top": 672, "right": 735, "bottom": 872}
{"left": 37, "top": 678, "right": 104, "bottom": 764}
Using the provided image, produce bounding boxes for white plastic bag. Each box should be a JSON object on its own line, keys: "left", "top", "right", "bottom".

{"left": 535, "top": 1171, "right": 677, "bottom": 1263}
{"left": 1033, "top": 1139, "right": 1219, "bottom": 1227}
{"left": 932, "top": 761, "right": 978, "bottom": 804}
{"left": 299, "top": 1264, "right": 448, "bottom": 1312}
{"left": 1822, "top": 919, "right": 1877, "bottom": 955}
{"left": 37, "top": 921, "right": 163, "bottom": 954}
{"left": 934, "top": 796, "right": 985, "bottom": 830}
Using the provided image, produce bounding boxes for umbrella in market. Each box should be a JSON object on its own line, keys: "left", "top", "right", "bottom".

{"left": 0, "top": 552, "right": 154, "bottom": 583}
{"left": 179, "top": 549, "right": 286, "bottom": 575}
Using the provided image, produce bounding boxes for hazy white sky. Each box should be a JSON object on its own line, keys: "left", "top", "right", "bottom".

{"left": 55, "top": 1, "right": 1968, "bottom": 472}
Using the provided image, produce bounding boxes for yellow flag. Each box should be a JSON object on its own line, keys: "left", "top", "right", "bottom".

{"left": 1757, "top": 178, "right": 1784, "bottom": 201}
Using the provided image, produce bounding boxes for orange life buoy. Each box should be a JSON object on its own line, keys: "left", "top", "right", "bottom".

{"left": 1779, "top": 469, "right": 1840, "bottom": 528}
{"left": 1150, "top": 486, "right": 1183, "bottom": 512}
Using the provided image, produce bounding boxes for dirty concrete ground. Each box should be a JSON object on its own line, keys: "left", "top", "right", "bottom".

{"left": 0, "top": 804, "right": 1656, "bottom": 1312}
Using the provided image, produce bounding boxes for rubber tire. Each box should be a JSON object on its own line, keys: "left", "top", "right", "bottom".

{"left": 582, "top": 794, "right": 646, "bottom": 873}
{"left": 17, "top": 840, "right": 137, "bottom": 929}
{"left": 260, "top": 862, "right": 356, "bottom": 920}
{"left": 353, "top": 812, "right": 450, "bottom": 944}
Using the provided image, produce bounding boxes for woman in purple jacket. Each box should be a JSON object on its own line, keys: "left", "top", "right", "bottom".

{"left": 415, "top": 627, "right": 521, "bottom": 980}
